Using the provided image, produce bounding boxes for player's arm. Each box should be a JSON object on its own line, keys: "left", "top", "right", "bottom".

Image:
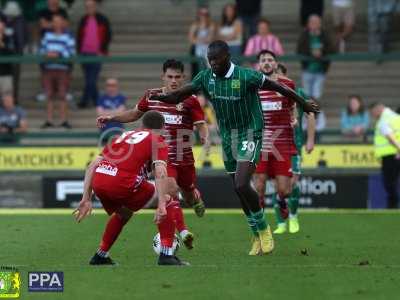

{"left": 97, "top": 107, "right": 144, "bottom": 128}
{"left": 305, "top": 112, "right": 316, "bottom": 154}
{"left": 153, "top": 161, "right": 170, "bottom": 224}
{"left": 262, "top": 78, "right": 319, "bottom": 113}
{"left": 149, "top": 84, "right": 200, "bottom": 104}
{"left": 386, "top": 133, "right": 400, "bottom": 154}
{"left": 195, "top": 122, "right": 209, "bottom": 146}
{"left": 73, "top": 155, "right": 103, "bottom": 222}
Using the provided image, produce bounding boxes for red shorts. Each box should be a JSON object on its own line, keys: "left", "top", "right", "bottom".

{"left": 167, "top": 163, "right": 196, "bottom": 192}
{"left": 255, "top": 152, "right": 293, "bottom": 178}
{"left": 92, "top": 178, "right": 155, "bottom": 215}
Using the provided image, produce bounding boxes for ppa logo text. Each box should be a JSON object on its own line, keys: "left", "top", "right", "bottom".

{"left": 28, "top": 272, "right": 64, "bottom": 292}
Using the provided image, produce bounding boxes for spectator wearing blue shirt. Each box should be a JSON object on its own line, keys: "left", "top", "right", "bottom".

{"left": 0, "top": 93, "right": 27, "bottom": 143}
{"left": 341, "top": 95, "right": 370, "bottom": 138}
{"left": 96, "top": 78, "right": 126, "bottom": 142}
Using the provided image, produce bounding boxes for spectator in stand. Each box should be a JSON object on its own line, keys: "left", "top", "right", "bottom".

{"left": 38, "top": 0, "right": 68, "bottom": 37}
{"left": 77, "top": 0, "right": 112, "bottom": 108}
{"left": 235, "top": 0, "right": 261, "bottom": 45}
{"left": 197, "top": 93, "right": 219, "bottom": 146}
{"left": 300, "top": 0, "right": 324, "bottom": 27}
{"left": 0, "top": 20, "right": 14, "bottom": 97}
{"left": 0, "top": 93, "right": 27, "bottom": 142}
{"left": 96, "top": 78, "right": 126, "bottom": 143}
{"left": 40, "top": 14, "right": 75, "bottom": 129}
{"left": 297, "top": 15, "right": 335, "bottom": 101}
{"left": 217, "top": 4, "right": 242, "bottom": 61}
{"left": 341, "top": 95, "right": 370, "bottom": 138}
{"left": 188, "top": 6, "right": 216, "bottom": 79}
{"left": 244, "top": 18, "right": 284, "bottom": 62}
{"left": 2, "top": 1, "right": 27, "bottom": 103}
{"left": 332, "top": 0, "right": 355, "bottom": 53}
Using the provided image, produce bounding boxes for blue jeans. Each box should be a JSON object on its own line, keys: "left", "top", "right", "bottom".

{"left": 301, "top": 71, "right": 326, "bottom": 100}
{"left": 81, "top": 54, "right": 101, "bottom": 105}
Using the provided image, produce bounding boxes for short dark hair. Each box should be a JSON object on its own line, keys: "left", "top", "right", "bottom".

{"left": 258, "top": 17, "right": 270, "bottom": 26}
{"left": 208, "top": 40, "right": 230, "bottom": 54}
{"left": 142, "top": 111, "right": 165, "bottom": 129}
{"left": 277, "top": 63, "right": 287, "bottom": 75}
{"left": 257, "top": 49, "right": 277, "bottom": 60}
{"left": 163, "top": 59, "right": 184, "bottom": 73}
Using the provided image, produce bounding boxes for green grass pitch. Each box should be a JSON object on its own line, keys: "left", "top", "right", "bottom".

{"left": 0, "top": 209, "right": 399, "bottom": 300}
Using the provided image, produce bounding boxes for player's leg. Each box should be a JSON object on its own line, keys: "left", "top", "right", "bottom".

{"left": 157, "top": 198, "right": 190, "bottom": 266}
{"left": 288, "top": 155, "right": 302, "bottom": 233}
{"left": 235, "top": 161, "right": 274, "bottom": 254}
{"left": 178, "top": 164, "right": 205, "bottom": 217}
{"left": 164, "top": 176, "right": 194, "bottom": 250}
{"left": 273, "top": 175, "right": 292, "bottom": 234}
{"left": 253, "top": 159, "right": 268, "bottom": 209}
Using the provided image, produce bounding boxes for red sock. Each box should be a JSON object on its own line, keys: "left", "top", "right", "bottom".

{"left": 157, "top": 205, "right": 176, "bottom": 247}
{"left": 173, "top": 205, "right": 187, "bottom": 233}
{"left": 99, "top": 213, "right": 128, "bottom": 252}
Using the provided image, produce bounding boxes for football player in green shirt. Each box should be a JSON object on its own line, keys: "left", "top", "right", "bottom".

{"left": 273, "top": 63, "right": 316, "bottom": 234}
{"left": 151, "top": 41, "right": 319, "bottom": 255}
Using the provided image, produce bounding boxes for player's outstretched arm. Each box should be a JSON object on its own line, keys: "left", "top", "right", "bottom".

{"left": 97, "top": 108, "right": 144, "bottom": 128}
{"left": 262, "top": 79, "right": 320, "bottom": 114}
{"left": 149, "top": 84, "right": 199, "bottom": 104}
{"left": 306, "top": 113, "right": 316, "bottom": 154}
{"left": 73, "top": 156, "right": 102, "bottom": 222}
{"left": 153, "top": 162, "right": 170, "bottom": 224}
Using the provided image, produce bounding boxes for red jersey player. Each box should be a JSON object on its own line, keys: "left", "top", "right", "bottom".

{"left": 253, "top": 50, "right": 298, "bottom": 225}
{"left": 74, "top": 111, "right": 189, "bottom": 266}
{"left": 97, "top": 59, "right": 209, "bottom": 249}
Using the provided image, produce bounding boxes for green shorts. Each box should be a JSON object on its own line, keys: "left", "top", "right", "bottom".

{"left": 291, "top": 154, "right": 302, "bottom": 175}
{"left": 221, "top": 130, "right": 262, "bottom": 173}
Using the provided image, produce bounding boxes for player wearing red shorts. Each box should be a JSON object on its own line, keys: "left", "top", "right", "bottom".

{"left": 97, "top": 59, "right": 209, "bottom": 249}
{"left": 74, "top": 111, "right": 189, "bottom": 266}
{"left": 253, "top": 50, "right": 297, "bottom": 229}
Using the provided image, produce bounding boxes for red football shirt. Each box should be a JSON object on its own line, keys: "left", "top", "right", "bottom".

{"left": 137, "top": 90, "right": 205, "bottom": 166}
{"left": 96, "top": 129, "right": 168, "bottom": 191}
{"left": 259, "top": 76, "right": 297, "bottom": 155}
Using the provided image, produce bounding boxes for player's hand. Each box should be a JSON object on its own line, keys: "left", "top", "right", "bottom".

{"left": 304, "top": 100, "right": 320, "bottom": 114}
{"left": 96, "top": 115, "right": 112, "bottom": 128}
{"left": 306, "top": 139, "right": 315, "bottom": 154}
{"left": 290, "top": 115, "right": 298, "bottom": 128}
{"left": 154, "top": 205, "right": 167, "bottom": 224}
{"left": 73, "top": 200, "right": 93, "bottom": 223}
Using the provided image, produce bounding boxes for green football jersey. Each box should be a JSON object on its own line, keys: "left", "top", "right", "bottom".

{"left": 192, "top": 63, "right": 265, "bottom": 136}
{"left": 294, "top": 87, "right": 308, "bottom": 152}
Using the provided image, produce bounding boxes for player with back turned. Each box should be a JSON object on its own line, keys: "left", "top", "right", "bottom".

{"left": 150, "top": 40, "right": 319, "bottom": 256}
{"left": 74, "top": 111, "right": 189, "bottom": 266}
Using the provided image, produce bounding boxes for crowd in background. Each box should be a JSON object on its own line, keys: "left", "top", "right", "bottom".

{"left": 0, "top": 0, "right": 398, "bottom": 142}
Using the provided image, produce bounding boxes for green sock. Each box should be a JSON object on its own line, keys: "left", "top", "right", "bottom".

{"left": 246, "top": 214, "right": 259, "bottom": 236}
{"left": 288, "top": 184, "right": 300, "bottom": 216}
{"left": 272, "top": 193, "right": 285, "bottom": 224}
{"left": 251, "top": 209, "right": 267, "bottom": 231}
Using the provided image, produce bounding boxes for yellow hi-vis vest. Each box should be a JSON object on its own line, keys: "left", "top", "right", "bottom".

{"left": 374, "top": 109, "right": 400, "bottom": 158}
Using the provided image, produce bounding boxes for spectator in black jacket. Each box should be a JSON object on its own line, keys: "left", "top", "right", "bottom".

{"left": 235, "top": 0, "right": 261, "bottom": 45}
{"left": 77, "top": 0, "right": 112, "bottom": 108}
{"left": 297, "top": 15, "right": 335, "bottom": 101}
{"left": 38, "top": 0, "right": 69, "bottom": 37}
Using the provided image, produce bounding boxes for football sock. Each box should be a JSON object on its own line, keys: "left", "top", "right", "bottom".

{"left": 251, "top": 209, "right": 267, "bottom": 231}
{"left": 96, "top": 249, "right": 109, "bottom": 258}
{"left": 172, "top": 204, "right": 187, "bottom": 233}
{"left": 157, "top": 205, "right": 176, "bottom": 248}
{"left": 99, "top": 213, "right": 128, "bottom": 252}
{"left": 288, "top": 183, "right": 300, "bottom": 216}
{"left": 160, "top": 246, "right": 174, "bottom": 256}
{"left": 246, "top": 214, "right": 259, "bottom": 236}
{"left": 272, "top": 193, "right": 285, "bottom": 224}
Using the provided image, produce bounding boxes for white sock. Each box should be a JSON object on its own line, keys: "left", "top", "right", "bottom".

{"left": 289, "top": 213, "right": 297, "bottom": 219}
{"left": 160, "top": 246, "right": 174, "bottom": 256}
{"left": 96, "top": 249, "right": 109, "bottom": 258}
{"left": 180, "top": 229, "right": 189, "bottom": 239}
